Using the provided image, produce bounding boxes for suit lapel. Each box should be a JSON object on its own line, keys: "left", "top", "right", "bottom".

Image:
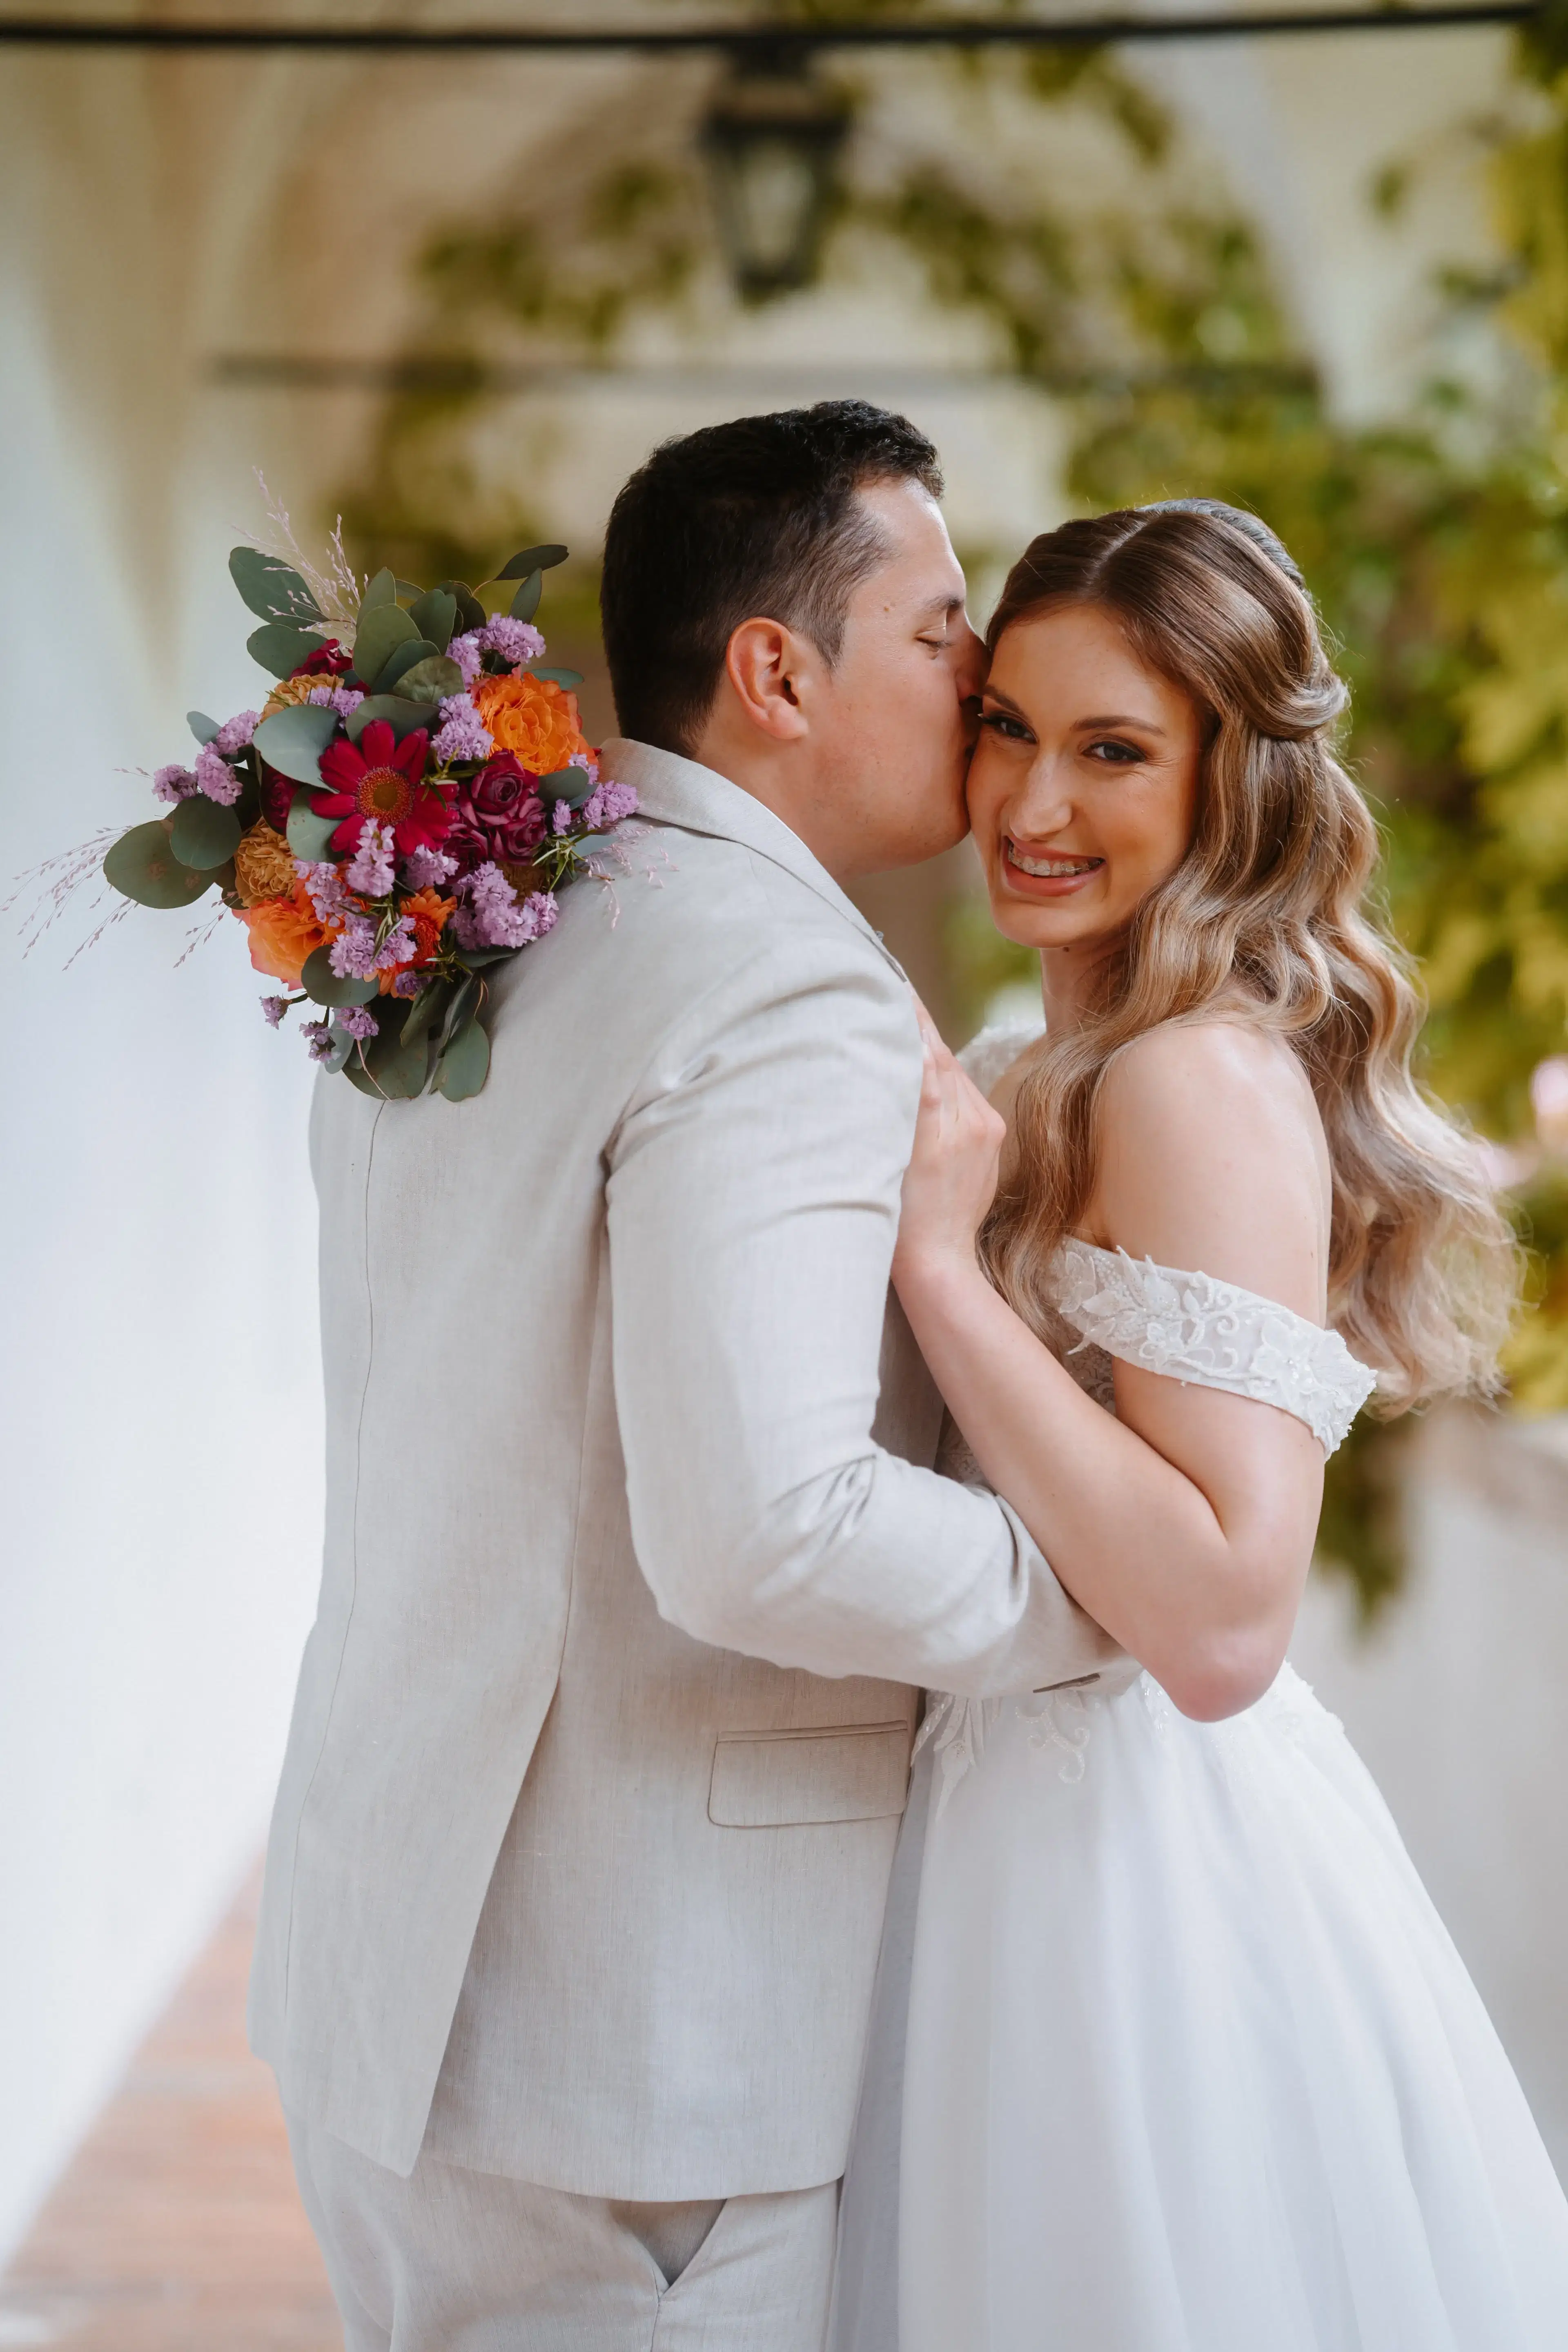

{"left": 601, "top": 736, "right": 906, "bottom": 978}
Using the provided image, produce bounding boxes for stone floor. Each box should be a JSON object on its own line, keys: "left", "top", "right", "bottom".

{"left": 0, "top": 1874, "right": 339, "bottom": 2350}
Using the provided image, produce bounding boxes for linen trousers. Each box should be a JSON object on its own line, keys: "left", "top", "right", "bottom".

{"left": 286, "top": 2108, "right": 840, "bottom": 2352}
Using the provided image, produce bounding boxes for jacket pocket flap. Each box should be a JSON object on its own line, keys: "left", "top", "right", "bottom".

{"left": 708, "top": 1722, "right": 912, "bottom": 1828}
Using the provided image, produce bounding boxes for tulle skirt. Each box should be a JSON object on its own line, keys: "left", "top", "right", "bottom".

{"left": 831, "top": 1668, "right": 1568, "bottom": 2352}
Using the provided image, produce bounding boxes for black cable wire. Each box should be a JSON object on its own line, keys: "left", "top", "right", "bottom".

{"left": 0, "top": 4, "right": 1537, "bottom": 55}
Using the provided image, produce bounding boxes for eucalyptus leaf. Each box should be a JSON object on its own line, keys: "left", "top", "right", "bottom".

{"left": 435, "top": 972, "right": 479, "bottom": 1060}
{"left": 362, "top": 1019, "right": 432, "bottom": 1100}
{"left": 395, "top": 580, "right": 423, "bottom": 604}
{"left": 301, "top": 944, "right": 380, "bottom": 1009}
{"left": 527, "top": 665, "right": 584, "bottom": 689}
{"left": 187, "top": 710, "right": 221, "bottom": 745}
{"left": 400, "top": 977, "right": 453, "bottom": 1050}
{"left": 359, "top": 567, "right": 399, "bottom": 614}
{"left": 286, "top": 791, "right": 340, "bottom": 863}
{"left": 321, "top": 1023, "right": 355, "bottom": 1077}
{"left": 247, "top": 621, "right": 329, "bottom": 678}
{"left": 436, "top": 1010, "right": 491, "bottom": 1101}
{"left": 169, "top": 795, "right": 242, "bottom": 870}
{"left": 102, "top": 820, "right": 211, "bottom": 909}
{"left": 371, "top": 638, "right": 439, "bottom": 695}
{"left": 496, "top": 544, "right": 568, "bottom": 579}
{"left": 451, "top": 945, "right": 513, "bottom": 972}
{"left": 229, "top": 546, "right": 323, "bottom": 626}
{"left": 342, "top": 1052, "right": 384, "bottom": 1099}
{"left": 409, "top": 588, "right": 457, "bottom": 652}
{"left": 396, "top": 653, "right": 463, "bottom": 704}
{"left": 345, "top": 695, "right": 434, "bottom": 744}
{"left": 439, "top": 578, "right": 487, "bottom": 632}
{"left": 537, "top": 765, "right": 595, "bottom": 810}
{"left": 508, "top": 571, "right": 543, "bottom": 623}
{"left": 254, "top": 702, "right": 341, "bottom": 784}
{"left": 350, "top": 600, "right": 419, "bottom": 686}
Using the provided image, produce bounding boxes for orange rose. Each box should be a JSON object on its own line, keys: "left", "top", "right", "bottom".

{"left": 238, "top": 882, "right": 330, "bottom": 989}
{"left": 472, "top": 673, "right": 586, "bottom": 774}
{"left": 376, "top": 888, "right": 457, "bottom": 994}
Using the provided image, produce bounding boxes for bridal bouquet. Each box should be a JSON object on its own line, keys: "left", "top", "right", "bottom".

{"left": 102, "top": 535, "right": 636, "bottom": 1101}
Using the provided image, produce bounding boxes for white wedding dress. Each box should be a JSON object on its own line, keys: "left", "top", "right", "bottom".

{"left": 830, "top": 1023, "right": 1568, "bottom": 2352}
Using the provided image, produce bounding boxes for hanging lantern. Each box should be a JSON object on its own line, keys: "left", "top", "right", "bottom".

{"left": 701, "top": 51, "right": 851, "bottom": 302}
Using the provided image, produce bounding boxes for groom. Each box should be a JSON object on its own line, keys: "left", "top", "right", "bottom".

{"left": 251, "top": 400, "right": 1124, "bottom": 2347}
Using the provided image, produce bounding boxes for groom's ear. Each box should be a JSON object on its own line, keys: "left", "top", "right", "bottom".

{"left": 722, "top": 617, "right": 820, "bottom": 744}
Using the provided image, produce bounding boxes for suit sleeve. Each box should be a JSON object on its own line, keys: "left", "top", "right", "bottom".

{"left": 606, "top": 920, "right": 1128, "bottom": 1699}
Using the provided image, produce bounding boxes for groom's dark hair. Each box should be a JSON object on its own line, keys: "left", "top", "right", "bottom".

{"left": 600, "top": 399, "right": 944, "bottom": 754}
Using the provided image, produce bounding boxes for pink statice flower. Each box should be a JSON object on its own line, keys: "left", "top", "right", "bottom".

{"left": 153, "top": 763, "right": 197, "bottom": 804}
{"left": 567, "top": 748, "right": 597, "bottom": 780}
{"left": 261, "top": 995, "right": 289, "bottom": 1026}
{"left": 551, "top": 798, "right": 574, "bottom": 836}
{"left": 328, "top": 914, "right": 380, "bottom": 980}
{"left": 432, "top": 693, "right": 493, "bottom": 766}
{"left": 194, "top": 745, "right": 242, "bottom": 806}
{"left": 448, "top": 631, "right": 482, "bottom": 687}
{"left": 582, "top": 780, "right": 638, "bottom": 832}
{"left": 340, "top": 1005, "right": 379, "bottom": 1042}
{"left": 297, "top": 858, "right": 347, "bottom": 921}
{"left": 390, "top": 968, "right": 422, "bottom": 998}
{"left": 213, "top": 710, "right": 259, "bottom": 754}
{"left": 452, "top": 862, "right": 557, "bottom": 950}
{"left": 477, "top": 615, "right": 545, "bottom": 669}
{"left": 373, "top": 915, "right": 416, "bottom": 972}
{"left": 306, "top": 683, "right": 365, "bottom": 718}
{"left": 346, "top": 819, "right": 396, "bottom": 899}
{"left": 301, "top": 1020, "right": 334, "bottom": 1061}
{"left": 403, "top": 843, "right": 460, "bottom": 889}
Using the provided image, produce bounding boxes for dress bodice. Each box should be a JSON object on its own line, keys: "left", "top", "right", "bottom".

{"left": 946, "top": 1021, "right": 1377, "bottom": 1460}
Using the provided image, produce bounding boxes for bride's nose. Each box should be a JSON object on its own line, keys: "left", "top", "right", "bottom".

{"left": 1009, "top": 756, "right": 1076, "bottom": 840}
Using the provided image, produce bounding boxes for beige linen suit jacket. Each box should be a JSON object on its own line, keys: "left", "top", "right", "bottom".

{"left": 249, "top": 739, "right": 1125, "bottom": 2199}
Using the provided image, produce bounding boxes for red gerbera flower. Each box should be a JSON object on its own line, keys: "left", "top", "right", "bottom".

{"left": 315, "top": 721, "right": 451, "bottom": 858}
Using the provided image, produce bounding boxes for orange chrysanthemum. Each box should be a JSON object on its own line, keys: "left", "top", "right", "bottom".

{"left": 376, "top": 887, "right": 457, "bottom": 994}
{"left": 238, "top": 882, "right": 331, "bottom": 989}
{"left": 472, "top": 672, "right": 585, "bottom": 774}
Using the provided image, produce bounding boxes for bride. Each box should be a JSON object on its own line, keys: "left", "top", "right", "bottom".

{"left": 831, "top": 499, "right": 1568, "bottom": 2349}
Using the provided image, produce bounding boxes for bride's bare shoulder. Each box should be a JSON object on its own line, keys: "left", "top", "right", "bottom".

{"left": 1086, "top": 1019, "right": 1329, "bottom": 1315}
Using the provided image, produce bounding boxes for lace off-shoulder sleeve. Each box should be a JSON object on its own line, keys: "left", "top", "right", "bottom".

{"left": 956, "top": 1017, "right": 1045, "bottom": 1099}
{"left": 1052, "top": 1238, "right": 1377, "bottom": 1456}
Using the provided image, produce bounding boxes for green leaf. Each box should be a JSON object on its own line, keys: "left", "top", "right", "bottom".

{"left": 395, "top": 580, "right": 423, "bottom": 604}
{"left": 538, "top": 765, "right": 595, "bottom": 810}
{"left": 169, "top": 795, "right": 242, "bottom": 869}
{"left": 345, "top": 695, "right": 433, "bottom": 744}
{"left": 371, "top": 638, "right": 439, "bottom": 695}
{"left": 254, "top": 702, "right": 341, "bottom": 784}
{"left": 247, "top": 621, "right": 329, "bottom": 678}
{"left": 102, "top": 820, "right": 212, "bottom": 909}
{"left": 399, "top": 977, "right": 452, "bottom": 1050}
{"left": 350, "top": 600, "right": 419, "bottom": 686}
{"left": 436, "top": 1009, "right": 491, "bottom": 1101}
{"left": 320, "top": 1022, "right": 355, "bottom": 1077}
{"left": 229, "top": 546, "right": 323, "bottom": 625}
{"left": 496, "top": 544, "right": 568, "bottom": 579}
{"left": 359, "top": 567, "right": 399, "bottom": 614}
{"left": 451, "top": 944, "right": 513, "bottom": 971}
{"left": 286, "top": 790, "right": 339, "bottom": 862}
{"left": 439, "top": 578, "right": 487, "bottom": 632}
{"left": 341, "top": 1052, "right": 384, "bottom": 1099}
{"left": 396, "top": 653, "right": 463, "bottom": 704}
{"left": 434, "top": 971, "right": 479, "bottom": 1059}
{"left": 187, "top": 710, "right": 221, "bottom": 745}
{"left": 409, "top": 588, "right": 457, "bottom": 652}
{"left": 528, "top": 664, "right": 584, "bottom": 689}
{"left": 361, "top": 1017, "right": 432, "bottom": 1100}
{"left": 508, "top": 571, "right": 542, "bottom": 623}
{"left": 301, "top": 944, "right": 379, "bottom": 1008}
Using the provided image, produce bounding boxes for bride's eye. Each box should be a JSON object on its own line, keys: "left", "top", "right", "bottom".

{"left": 1085, "top": 737, "right": 1145, "bottom": 764}
{"left": 980, "top": 710, "right": 1032, "bottom": 741}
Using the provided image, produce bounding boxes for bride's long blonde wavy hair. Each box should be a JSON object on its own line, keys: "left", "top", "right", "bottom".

{"left": 979, "top": 501, "right": 1517, "bottom": 1409}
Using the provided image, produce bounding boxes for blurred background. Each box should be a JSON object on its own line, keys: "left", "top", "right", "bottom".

{"left": 4, "top": 0, "right": 1568, "bottom": 2339}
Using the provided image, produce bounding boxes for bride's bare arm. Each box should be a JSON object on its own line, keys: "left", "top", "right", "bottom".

{"left": 892, "top": 1018, "right": 1328, "bottom": 1722}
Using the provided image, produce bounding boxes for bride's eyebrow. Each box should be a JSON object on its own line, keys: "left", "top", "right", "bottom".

{"left": 1076, "top": 712, "right": 1168, "bottom": 736}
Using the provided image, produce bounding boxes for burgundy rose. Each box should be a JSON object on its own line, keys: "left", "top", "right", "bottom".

{"left": 450, "top": 752, "right": 546, "bottom": 869}
{"left": 290, "top": 641, "right": 353, "bottom": 679}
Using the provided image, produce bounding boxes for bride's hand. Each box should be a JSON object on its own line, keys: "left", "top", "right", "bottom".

{"left": 892, "top": 1014, "right": 1008, "bottom": 1288}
